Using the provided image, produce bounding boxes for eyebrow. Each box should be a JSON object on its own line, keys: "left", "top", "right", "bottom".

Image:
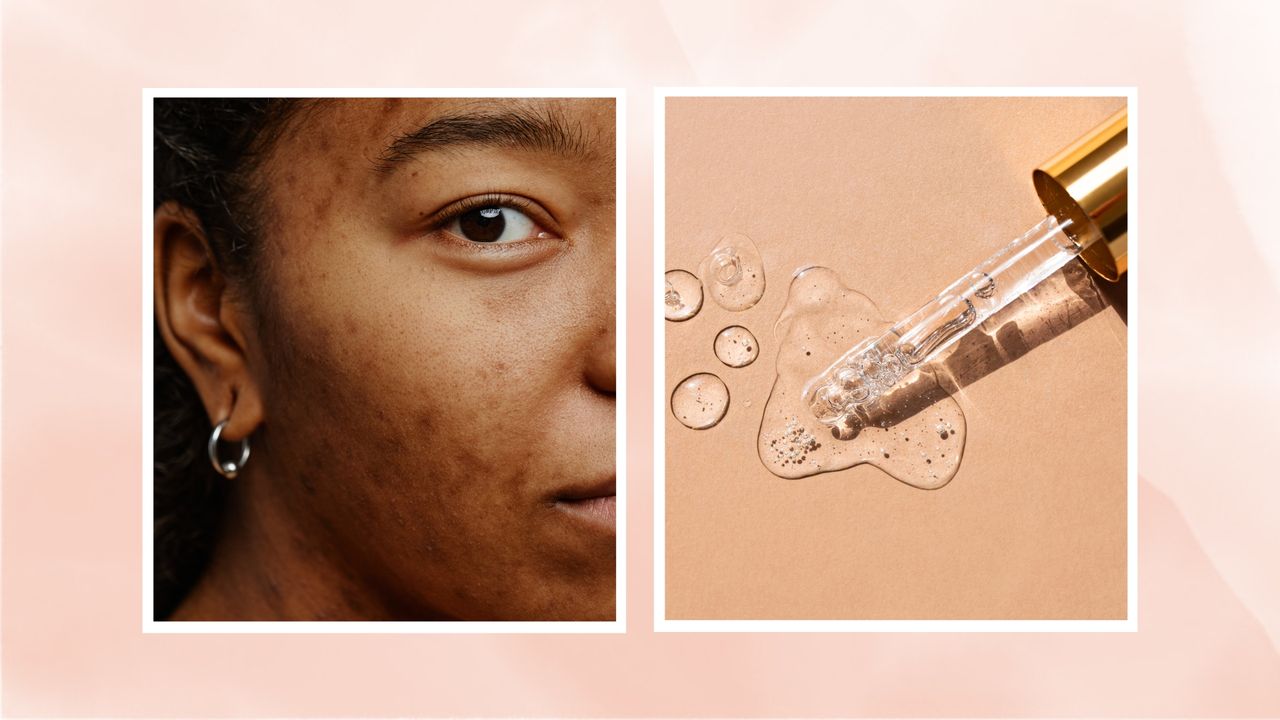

{"left": 373, "top": 106, "right": 594, "bottom": 175}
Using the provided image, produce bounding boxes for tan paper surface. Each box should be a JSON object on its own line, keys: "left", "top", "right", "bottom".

{"left": 664, "top": 96, "right": 1128, "bottom": 620}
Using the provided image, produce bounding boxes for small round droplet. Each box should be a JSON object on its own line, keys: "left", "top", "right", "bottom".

{"left": 671, "top": 373, "right": 729, "bottom": 430}
{"left": 713, "top": 325, "right": 759, "bottom": 368}
{"left": 698, "top": 234, "right": 766, "bottom": 311}
{"left": 664, "top": 269, "right": 703, "bottom": 322}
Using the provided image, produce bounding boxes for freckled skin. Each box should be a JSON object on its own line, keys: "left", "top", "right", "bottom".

{"left": 176, "top": 99, "right": 616, "bottom": 620}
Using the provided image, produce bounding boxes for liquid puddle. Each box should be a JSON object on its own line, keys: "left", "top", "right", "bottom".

{"left": 664, "top": 269, "right": 703, "bottom": 322}
{"left": 672, "top": 373, "right": 730, "bottom": 430}
{"left": 757, "top": 267, "right": 967, "bottom": 489}
{"left": 699, "top": 234, "right": 765, "bottom": 311}
{"left": 714, "top": 325, "right": 759, "bottom": 368}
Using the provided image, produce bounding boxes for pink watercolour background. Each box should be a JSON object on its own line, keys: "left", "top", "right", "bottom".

{"left": 3, "top": 0, "right": 1280, "bottom": 716}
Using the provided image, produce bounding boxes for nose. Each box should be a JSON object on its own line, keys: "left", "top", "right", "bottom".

{"left": 584, "top": 313, "right": 616, "bottom": 396}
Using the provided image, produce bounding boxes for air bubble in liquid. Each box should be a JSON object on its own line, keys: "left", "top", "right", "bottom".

{"left": 757, "top": 267, "right": 967, "bottom": 489}
{"left": 698, "top": 234, "right": 766, "bottom": 311}
{"left": 671, "top": 373, "right": 730, "bottom": 430}
{"left": 714, "top": 325, "right": 759, "bottom": 368}
{"left": 664, "top": 269, "right": 703, "bottom": 322}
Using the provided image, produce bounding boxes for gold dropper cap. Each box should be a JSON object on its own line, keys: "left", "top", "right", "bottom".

{"left": 1033, "top": 107, "right": 1128, "bottom": 282}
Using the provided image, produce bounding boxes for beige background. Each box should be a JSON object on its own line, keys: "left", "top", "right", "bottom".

{"left": 665, "top": 96, "right": 1128, "bottom": 620}
{"left": 10, "top": 2, "right": 1280, "bottom": 715}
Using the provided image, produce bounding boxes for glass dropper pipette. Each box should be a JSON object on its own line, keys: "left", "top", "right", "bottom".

{"left": 807, "top": 213, "right": 1090, "bottom": 429}
{"left": 807, "top": 108, "right": 1129, "bottom": 434}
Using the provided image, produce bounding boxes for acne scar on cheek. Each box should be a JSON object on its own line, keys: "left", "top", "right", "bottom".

{"left": 312, "top": 194, "right": 334, "bottom": 219}
{"left": 310, "top": 322, "right": 332, "bottom": 349}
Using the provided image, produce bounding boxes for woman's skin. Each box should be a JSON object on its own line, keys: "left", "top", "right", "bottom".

{"left": 154, "top": 98, "right": 616, "bottom": 620}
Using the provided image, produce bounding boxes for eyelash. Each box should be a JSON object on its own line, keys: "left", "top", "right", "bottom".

{"left": 427, "top": 192, "right": 553, "bottom": 241}
{"left": 442, "top": 192, "right": 531, "bottom": 219}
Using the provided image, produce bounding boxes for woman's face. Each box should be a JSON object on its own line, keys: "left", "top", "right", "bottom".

{"left": 242, "top": 98, "right": 615, "bottom": 619}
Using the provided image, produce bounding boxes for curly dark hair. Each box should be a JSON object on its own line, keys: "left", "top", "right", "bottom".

{"left": 152, "top": 98, "right": 306, "bottom": 618}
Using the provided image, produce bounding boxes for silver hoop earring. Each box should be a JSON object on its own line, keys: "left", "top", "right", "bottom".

{"left": 208, "top": 419, "right": 251, "bottom": 479}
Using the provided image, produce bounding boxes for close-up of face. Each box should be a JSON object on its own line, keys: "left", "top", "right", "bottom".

{"left": 153, "top": 97, "right": 616, "bottom": 621}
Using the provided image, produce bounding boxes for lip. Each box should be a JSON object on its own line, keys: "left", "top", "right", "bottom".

{"left": 552, "top": 477, "right": 616, "bottom": 532}
{"left": 555, "top": 494, "right": 616, "bottom": 531}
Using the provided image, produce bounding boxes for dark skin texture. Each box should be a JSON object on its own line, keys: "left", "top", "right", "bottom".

{"left": 154, "top": 98, "right": 616, "bottom": 620}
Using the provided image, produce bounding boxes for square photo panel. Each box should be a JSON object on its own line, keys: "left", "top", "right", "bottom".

{"left": 658, "top": 91, "right": 1133, "bottom": 630}
{"left": 146, "top": 91, "right": 623, "bottom": 631}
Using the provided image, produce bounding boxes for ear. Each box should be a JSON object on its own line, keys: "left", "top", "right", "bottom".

{"left": 153, "top": 202, "right": 264, "bottom": 443}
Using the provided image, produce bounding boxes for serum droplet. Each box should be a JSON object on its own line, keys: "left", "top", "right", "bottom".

{"left": 671, "top": 373, "right": 730, "bottom": 430}
{"left": 699, "top": 234, "right": 766, "bottom": 311}
{"left": 714, "top": 325, "right": 759, "bottom": 368}
{"left": 757, "top": 267, "right": 967, "bottom": 490}
{"left": 664, "top": 269, "right": 703, "bottom": 322}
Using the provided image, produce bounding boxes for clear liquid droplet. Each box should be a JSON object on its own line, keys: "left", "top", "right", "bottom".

{"left": 714, "top": 325, "right": 759, "bottom": 368}
{"left": 671, "top": 373, "right": 730, "bottom": 430}
{"left": 757, "top": 267, "right": 967, "bottom": 489}
{"left": 699, "top": 234, "right": 765, "bottom": 311}
{"left": 664, "top": 269, "right": 703, "bottom": 322}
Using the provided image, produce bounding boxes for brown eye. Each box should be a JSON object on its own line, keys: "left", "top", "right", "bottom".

{"left": 450, "top": 206, "right": 537, "bottom": 244}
